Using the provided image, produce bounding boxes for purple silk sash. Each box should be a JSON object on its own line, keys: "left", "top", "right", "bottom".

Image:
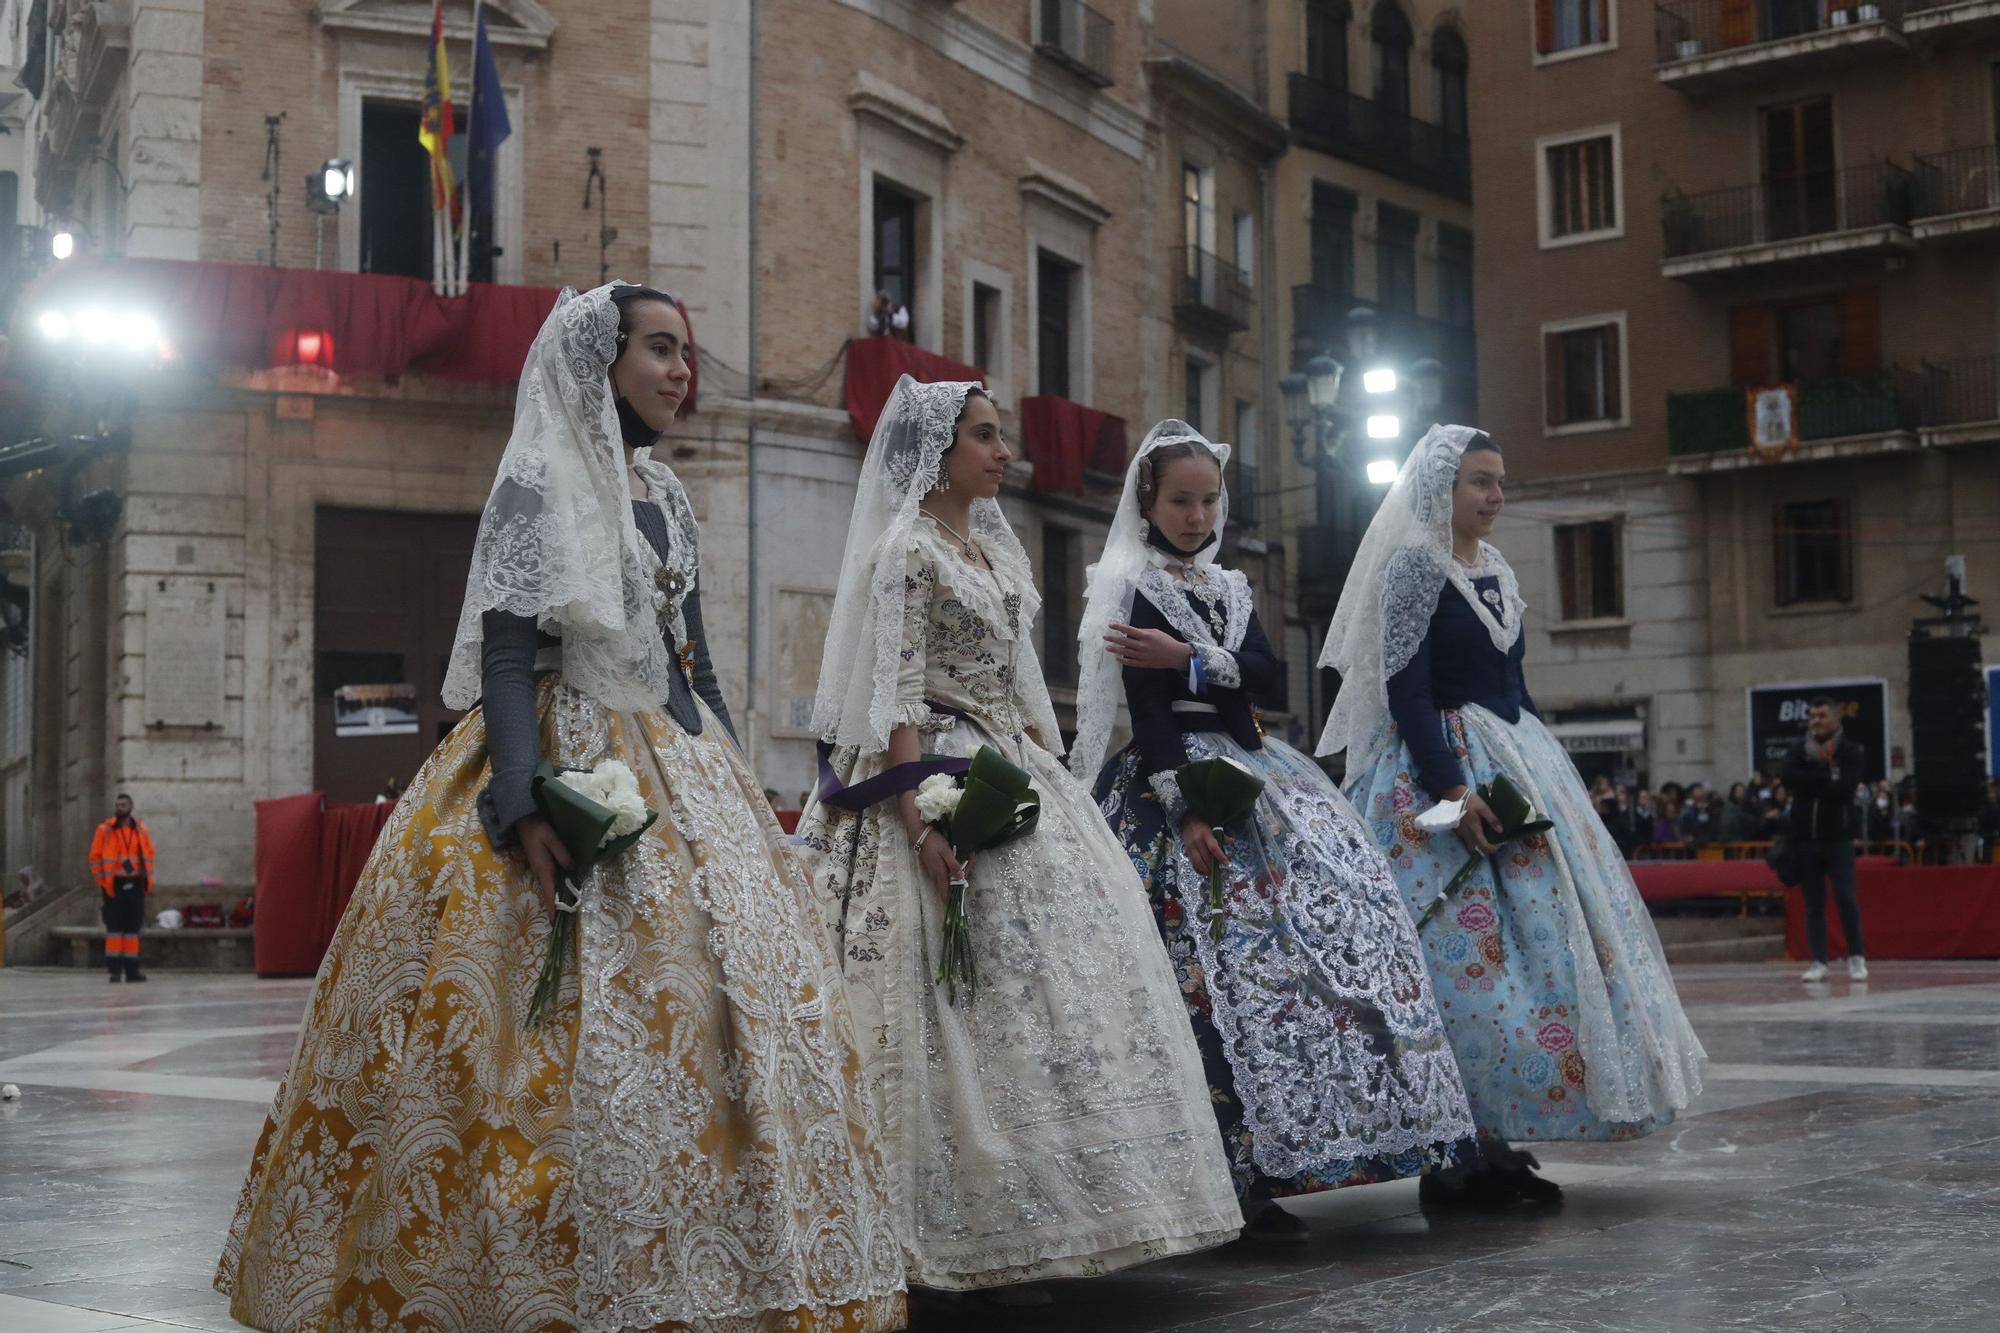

{"left": 814, "top": 702, "right": 974, "bottom": 812}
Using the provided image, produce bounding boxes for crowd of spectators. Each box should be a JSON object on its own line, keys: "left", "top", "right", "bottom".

{"left": 1585, "top": 774, "right": 1969, "bottom": 862}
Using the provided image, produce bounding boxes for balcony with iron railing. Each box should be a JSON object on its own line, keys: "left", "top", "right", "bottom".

{"left": 1912, "top": 145, "right": 2000, "bottom": 240}
{"left": 1654, "top": 1, "right": 1909, "bottom": 91}
{"left": 1290, "top": 285, "right": 1478, "bottom": 414}
{"left": 1034, "top": 0, "right": 1116, "bottom": 88}
{"left": 1660, "top": 162, "right": 1915, "bottom": 278}
{"left": 1285, "top": 74, "right": 1471, "bottom": 202}
{"left": 1905, "top": 0, "right": 2000, "bottom": 40}
{"left": 1228, "top": 458, "right": 1261, "bottom": 532}
{"left": 1920, "top": 356, "right": 2000, "bottom": 441}
{"left": 1173, "top": 247, "right": 1252, "bottom": 337}
{"left": 1666, "top": 367, "right": 1923, "bottom": 468}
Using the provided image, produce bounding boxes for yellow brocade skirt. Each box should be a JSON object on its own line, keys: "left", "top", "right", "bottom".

{"left": 215, "top": 680, "right": 906, "bottom": 1333}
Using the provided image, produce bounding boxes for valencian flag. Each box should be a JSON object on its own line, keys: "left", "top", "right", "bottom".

{"left": 418, "top": 0, "right": 455, "bottom": 215}
{"left": 468, "top": 2, "right": 512, "bottom": 219}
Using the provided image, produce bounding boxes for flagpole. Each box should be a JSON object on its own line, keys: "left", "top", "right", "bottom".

{"left": 457, "top": 0, "right": 481, "bottom": 296}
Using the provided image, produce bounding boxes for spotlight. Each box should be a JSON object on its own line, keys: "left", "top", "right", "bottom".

{"left": 1366, "top": 459, "right": 1399, "bottom": 485}
{"left": 37, "top": 311, "right": 71, "bottom": 342}
{"left": 75, "top": 309, "right": 114, "bottom": 344}
{"left": 118, "top": 314, "right": 161, "bottom": 353}
{"left": 51, "top": 231, "right": 75, "bottom": 261}
{"left": 1366, "top": 413, "right": 1401, "bottom": 440}
{"left": 1362, "top": 367, "right": 1398, "bottom": 395}
{"left": 307, "top": 157, "right": 357, "bottom": 216}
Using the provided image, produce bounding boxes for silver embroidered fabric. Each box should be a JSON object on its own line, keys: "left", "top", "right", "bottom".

{"left": 797, "top": 520, "right": 1241, "bottom": 1289}
{"left": 811, "top": 374, "right": 1054, "bottom": 751}
{"left": 1315, "top": 424, "right": 1525, "bottom": 759}
{"left": 1150, "top": 729, "right": 1478, "bottom": 1178}
{"left": 442, "top": 283, "right": 689, "bottom": 715}
{"left": 1070, "top": 419, "right": 1232, "bottom": 781}
{"left": 552, "top": 685, "right": 907, "bottom": 1330}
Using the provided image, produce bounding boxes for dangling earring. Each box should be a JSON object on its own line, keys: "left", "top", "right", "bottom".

{"left": 935, "top": 469, "right": 951, "bottom": 493}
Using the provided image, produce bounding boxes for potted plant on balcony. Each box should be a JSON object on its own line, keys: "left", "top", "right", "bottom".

{"left": 1830, "top": 8, "right": 1853, "bottom": 28}
{"left": 1855, "top": 3, "right": 1883, "bottom": 22}
{"left": 1675, "top": 36, "right": 1702, "bottom": 59}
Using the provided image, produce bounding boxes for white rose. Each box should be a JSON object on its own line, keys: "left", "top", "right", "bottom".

{"left": 914, "top": 773, "right": 962, "bottom": 825}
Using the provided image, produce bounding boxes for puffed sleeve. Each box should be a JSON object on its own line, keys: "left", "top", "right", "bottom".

{"left": 893, "top": 541, "right": 937, "bottom": 729}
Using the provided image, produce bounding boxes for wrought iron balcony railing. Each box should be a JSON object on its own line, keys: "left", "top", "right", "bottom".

{"left": 1660, "top": 161, "right": 1915, "bottom": 259}
{"left": 1654, "top": 0, "right": 1906, "bottom": 65}
{"left": 1667, "top": 368, "right": 1922, "bottom": 456}
{"left": 1913, "top": 144, "right": 2000, "bottom": 219}
{"left": 1173, "top": 247, "right": 1252, "bottom": 335}
{"left": 1035, "top": 0, "right": 1115, "bottom": 88}
{"left": 1920, "top": 357, "right": 2000, "bottom": 429}
{"left": 1286, "top": 74, "right": 1471, "bottom": 202}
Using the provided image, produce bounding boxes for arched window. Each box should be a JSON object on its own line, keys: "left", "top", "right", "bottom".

{"left": 1305, "top": 1, "right": 1351, "bottom": 90}
{"left": 1432, "top": 26, "right": 1468, "bottom": 137}
{"left": 1371, "top": 1, "right": 1413, "bottom": 114}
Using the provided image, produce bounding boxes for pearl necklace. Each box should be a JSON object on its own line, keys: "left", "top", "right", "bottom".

{"left": 923, "top": 509, "right": 984, "bottom": 564}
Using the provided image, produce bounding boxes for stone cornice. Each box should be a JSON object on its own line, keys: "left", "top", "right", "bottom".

{"left": 846, "top": 72, "right": 964, "bottom": 154}
{"left": 317, "top": 0, "right": 556, "bottom": 51}
{"left": 1018, "top": 160, "right": 1111, "bottom": 228}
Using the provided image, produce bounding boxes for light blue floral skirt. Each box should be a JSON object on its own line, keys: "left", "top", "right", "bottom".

{"left": 1347, "top": 705, "right": 1706, "bottom": 1143}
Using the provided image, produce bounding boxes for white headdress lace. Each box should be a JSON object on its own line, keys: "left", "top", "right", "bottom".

{"left": 1068, "top": 419, "right": 1231, "bottom": 781}
{"left": 441, "top": 282, "right": 690, "bottom": 714}
{"left": 1314, "top": 423, "right": 1524, "bottom": 759}
{"left": 811, "top": 374, "right": 1045, "bottom": 751}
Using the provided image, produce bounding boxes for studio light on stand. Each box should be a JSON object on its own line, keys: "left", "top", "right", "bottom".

{"left": 51, "top": 231, "right": 75, "bottom": 261}
{"left": 305, "top": 157, "right": 356, "bottom": 270}
{"left": 1365, "top": 459, "right": 1399, "bottom": 485}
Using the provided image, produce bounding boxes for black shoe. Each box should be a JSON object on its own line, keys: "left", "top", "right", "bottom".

{"left": 107, "top": 971, "right": 123, "bottom": 983}
{"left": 1507, "top": 1152, "right": 1563, "bottom": 1205}
{"left": 125, "top": 968, "right": 149, "bottom": 983}
{"left": 1419, "top": 1166, "right": 1516, "bottom": 1211}
{"left": 1244, "top": 1201, "right": 1311, "bottom": 1245}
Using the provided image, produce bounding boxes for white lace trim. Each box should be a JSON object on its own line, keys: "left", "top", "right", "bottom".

{"left": 1194, "top": 644, "right": 1240, "bottom": 692}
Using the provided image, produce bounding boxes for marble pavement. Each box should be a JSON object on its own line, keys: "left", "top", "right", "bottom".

{"left": 2, "top": 961, "right": 1997, "bottom": 1331}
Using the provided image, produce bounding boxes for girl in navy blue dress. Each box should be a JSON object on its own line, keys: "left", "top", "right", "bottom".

{"left": 1320, "top": 425, "right": 1706, "bottom": 1204}
{"left": 1073, "top": 421, "right": 1476, "bottom": 1240}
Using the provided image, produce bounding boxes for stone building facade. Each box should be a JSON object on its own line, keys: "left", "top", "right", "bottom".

{"left": 0, "top": 0, "right": 1293, "bottom": 934}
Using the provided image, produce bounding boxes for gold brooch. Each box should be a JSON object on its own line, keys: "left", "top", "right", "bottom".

{"left": 677, "top": 641, "right": 698, "bottom": 674}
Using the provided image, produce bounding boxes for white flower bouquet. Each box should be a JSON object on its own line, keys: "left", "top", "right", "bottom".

{"left": 916, "top": 748, "right": 1039, "bottom": 1007}
{"left": 525, "top": 758, "right": 659, "bottom": 1025}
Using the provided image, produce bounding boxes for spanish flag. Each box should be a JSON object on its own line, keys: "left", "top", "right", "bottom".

{"left": 418, "top": 0, "right": 455, "bottom": 214}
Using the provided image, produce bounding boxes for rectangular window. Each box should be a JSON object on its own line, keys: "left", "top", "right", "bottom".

{"left": 972, "top": 282, "right": 1001, "bottom": 375}
{"left": 1542, "top": 318, "right": 1624, "bottom": 428}
{"left": 1041, "top": 524, "right": 1081, "bottom": 686}
{"left": 1233, "top": 399, "right": 1259, "bottom": 528}
{"left": 1536, "top": 0, "right": 1610, "bottom": 55}
{"left": 1555, "top": 521, "right": 1624, "bottom": 621}
{"left": 1774, "top": 499, "right": 1854, "bottom": 606}
{"left": 1036, "top": 249, "right": 1075, "bottom": 399}
{"left": 1438, "top": 223, "right": 1473, "bottom": 328}
{"left": 1233, "top": 210, "right": 1256, "bottom": 287}
{"left": 1376, "top": 204, "right": 1418, "bottom": 312}
{"left": 1306, "top": 0, "right": 1349, "bottom": 88}
{"left": 1761, "top": 97, "right": 1836, "bottom": 241}
{"left": 873, "top": 180, "right": 919, "bottom": 341}
{"left": 1543, "top": 133, "right": 1619, "bottom": 242}
{"left": 1184, "top": 356, "right": 1208, "bottom": 437}
{"left": 1310, "top": 183, "right": 1356, "bottom": 295}
{"left": 360, "top": 99, "right": 490, "bottom": 283}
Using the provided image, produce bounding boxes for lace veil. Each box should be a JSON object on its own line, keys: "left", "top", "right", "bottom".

{"left": 441, "top": 282, "right": 688, "bottom": 715}
{"left": 1068, "top": 419, "right": 1231, "bottom": 781}
{"left": 811, "top": 374, "right": 1045, "bottom": 751}
{"left": 1314, "top": 423, "right": 1524, "bottom": 760}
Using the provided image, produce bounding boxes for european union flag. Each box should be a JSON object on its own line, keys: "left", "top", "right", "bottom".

{"left": 468, "top": 7, "right": 512, "bottom": 220}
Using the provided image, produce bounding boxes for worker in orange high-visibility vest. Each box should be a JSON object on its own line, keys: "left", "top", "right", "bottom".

{"left": 89, "top": 794, "right": 155, "bottom": 982}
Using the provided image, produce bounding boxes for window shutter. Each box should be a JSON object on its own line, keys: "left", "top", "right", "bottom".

{"left": 1545, "top": 330, "right": 1564, "bottom": 427}
{"left": 1728, "top": 304, "right": 1769, "bottom": 386}
{"left": 1720, "top": 0, "right": 1757, "bottom": 49}
{"left": 1603, "top": 323, "right": 1623, "bottom": 420}
{"left": 1534, "top": 0, "right": 1555, "bottom": 55}
{"left": 1838, "top": 286, "right": 1881, "bottom": 376}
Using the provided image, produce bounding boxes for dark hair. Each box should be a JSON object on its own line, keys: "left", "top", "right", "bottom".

{"left": 1136, "top": 436, "right": 1223, "bottom": 513}
{"left": 609, "top": 284, "right": 680, "bottom": 341}
{"left": 1463, "top": 431, "right": 1500, "bottom": 455}
{"left": 937, "top": 386, "right": 993, "bottom": 461}
{"left": 115, "top": 792, "right": 133, "bottom": 803}
{"left": 1809, "top": 695, "right": 1837, "bottom": 711}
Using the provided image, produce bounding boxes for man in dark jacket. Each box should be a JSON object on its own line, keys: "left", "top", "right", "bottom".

{"left": 1782, "top": 698, "right": 1867, "bottom": 982}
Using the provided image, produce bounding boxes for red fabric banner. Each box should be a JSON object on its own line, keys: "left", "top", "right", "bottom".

{"left": 1018, "top": 395, "right": 1128, "bottom": 495}
{"left": 252, "top": 792, "right": 398, "bottom": 977}
{"left": 1783, "top": 864, "right": 2000, "bottom": 960}
{"left": 844, "top": 336, "right": 984, "bottom": 443}
{"left": 13, "top": 259, "right": 701, "bottom": 407}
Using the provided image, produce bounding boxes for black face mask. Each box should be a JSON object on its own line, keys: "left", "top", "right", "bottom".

{"left": 615, "top": 395, "right": 664, "bottom": 450}
{"left": 1146, "top": 522, "right": 1217, "bottom": 561}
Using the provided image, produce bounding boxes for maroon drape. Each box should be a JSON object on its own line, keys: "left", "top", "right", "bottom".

{"left": 844, "top": 336, "right": 985, "bottom": 443}
{"left": 252, "top": 792, "right": 397, "bottom": 977}
{"left": 1785, "top": 864, "right": 2000, "bottom": 960}
{"left": 13, "top": 259, "right": 700, "bottom": 409}
{"left": 1018, "top": 395, "right": 1128, "bottom": 495}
